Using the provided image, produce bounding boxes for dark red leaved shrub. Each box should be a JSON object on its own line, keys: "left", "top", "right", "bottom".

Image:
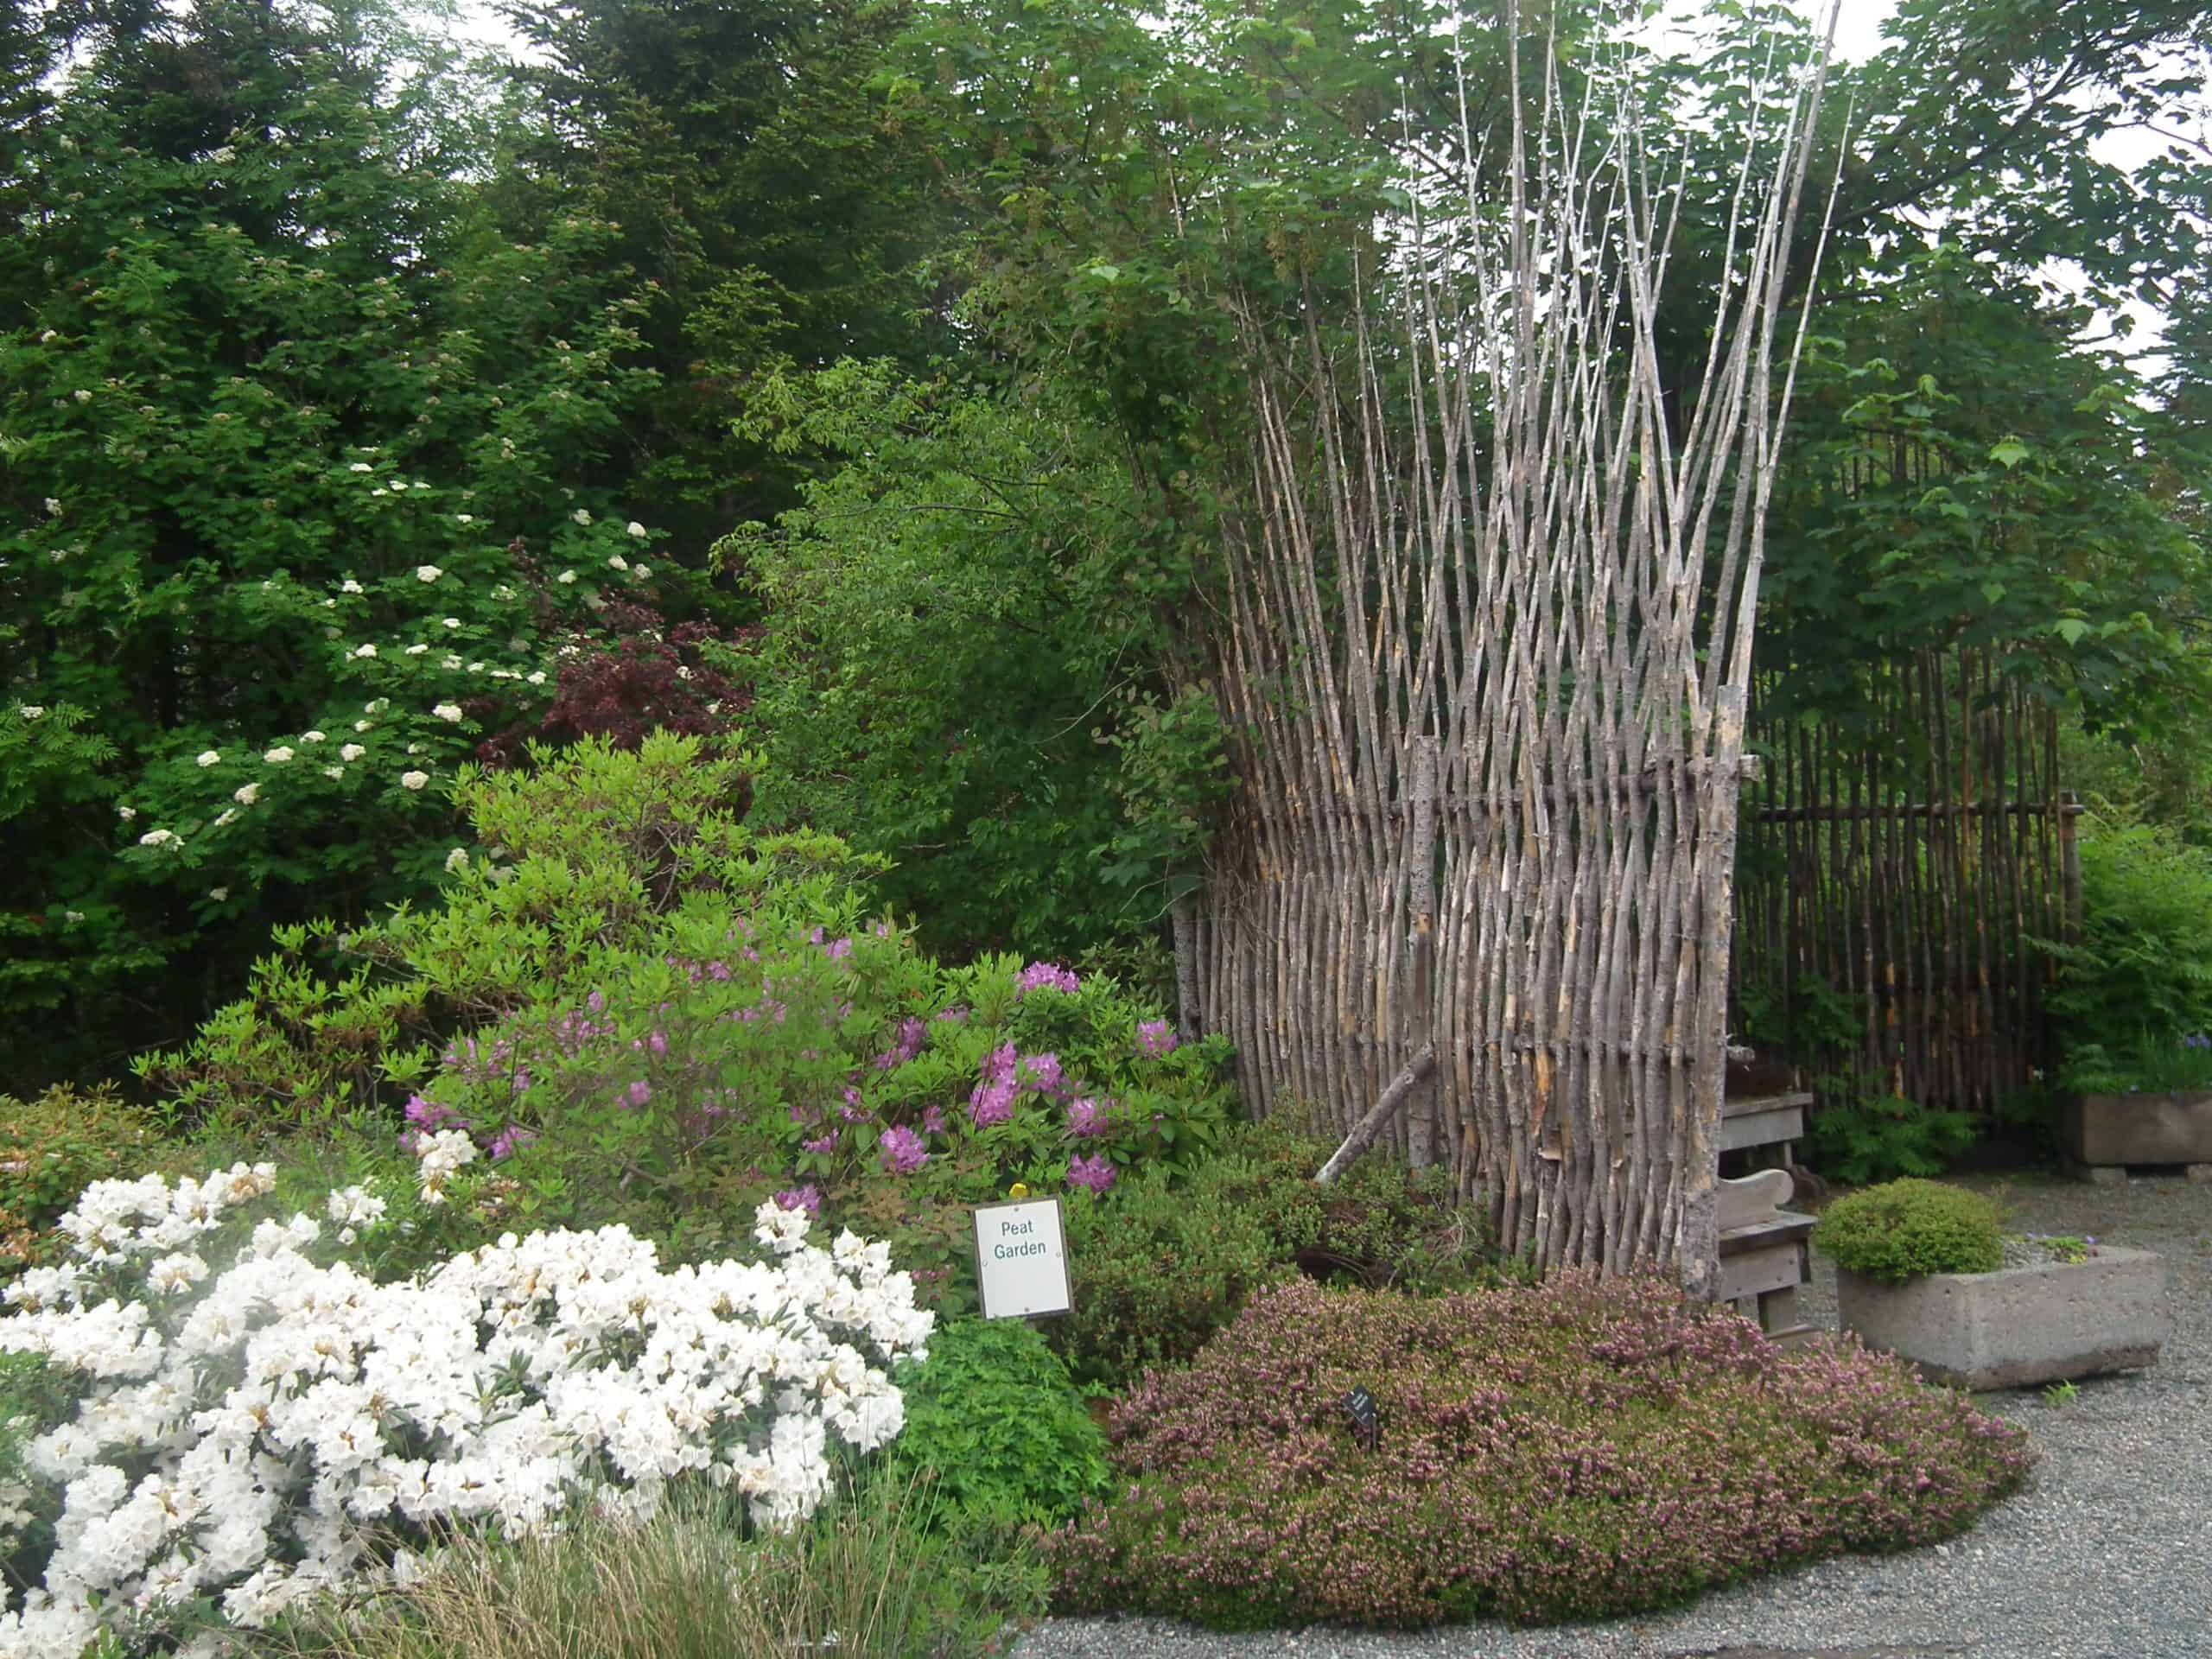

{"left": 1049, "top": 1275, "right": 2031, "bottom": 1629}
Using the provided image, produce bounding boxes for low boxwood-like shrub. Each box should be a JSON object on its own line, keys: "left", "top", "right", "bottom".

{"left": 1813, "top": 1178, "right": 2005, "bottom": 1282}
{"left": 1053, "top": 1162, "right": 1288, "bottom": 1394}
{"left": 1050, "top": 1277, "right": 2031, "bottom": 1629}
{"left": 876, "top": 1319, "right": 1110, "bottom": 1529}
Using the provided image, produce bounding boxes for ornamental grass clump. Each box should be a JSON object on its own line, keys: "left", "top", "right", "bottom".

{"left": 1050, "top": 1277, "right": 2031, "bottom": 1629}
{"left": 1813, "top": 1179, "right": 2005, "bottom": 1283}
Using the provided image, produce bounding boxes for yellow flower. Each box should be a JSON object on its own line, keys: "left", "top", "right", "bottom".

{"left": 1007, "top": 1183, "right": 1030, "bottom": 1200}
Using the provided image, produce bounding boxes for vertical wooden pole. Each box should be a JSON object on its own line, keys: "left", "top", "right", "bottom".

{"left": 1407, "top": 736, "right": 1441, "bottom": 1169}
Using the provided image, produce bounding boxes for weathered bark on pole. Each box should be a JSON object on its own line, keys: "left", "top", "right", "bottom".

{"left": 1316, "top": 1044, "right": 1439, "bottom": 1185}
{"left": 1405, "top": 736, "right": 1441, "bottom": 1171}
{"left": 1170, "top": 892, "right": 1202, "bottom": 1044}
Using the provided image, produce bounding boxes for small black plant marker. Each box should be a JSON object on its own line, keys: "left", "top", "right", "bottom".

{"left": 1343, "top": 1387, "right": 1379, "bottom": 1448}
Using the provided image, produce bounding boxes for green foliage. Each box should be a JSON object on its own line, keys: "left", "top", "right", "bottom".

{"left": 875, "top": 1319, "right": 1109, "bottom": 1531}
{"left": 0, "top": 0, "right": 696, "bottom": 1087}
{"left": 1813, "top": 1179, "right": 2005, "bottom": 1283}
{"left": 2040, "top": 817, "right": 2212, "bottom": 1091}
{"left": 139, "top": 736, "right": 1236, "bottom": 1300}
{"left": 1803, "top": 1090, "right": 1980, "bottom": 1188}
{"left": 261, "top": 1474, "right": 1042, "bottom": 1659}
{"left": 0, "top": 1083, "right": 161, "bottom": 1272}
{"left": 1054, "top": 1163, "right": 1286, "bottom": 1396}
{"left": 1052, "top": 1119, "right": 1497, "bottom": 1394}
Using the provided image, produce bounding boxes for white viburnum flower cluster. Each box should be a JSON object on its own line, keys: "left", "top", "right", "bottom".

{"left": 0, "top": 1171, "right": 931, "bottom": 1657}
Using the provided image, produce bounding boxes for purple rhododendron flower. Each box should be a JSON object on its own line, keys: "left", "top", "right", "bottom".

{"left": 1067, "top": 1153, "right": 1118, "bottom": 1193}
{"left": 1020, "top": 1051, "right": 1065, "bottom": 1095}
{"left": 1136, "top": 1019, "right": 1179, "bottom": 1058}
{"left": 404, "top": 1094, "right": 466, "bottom": 1133}
{"left": 969, "top": 1078, "right": 1016, "bottom": 1128}
{"left": 801, "top": 1130, "right": 840, "bottom": 1156}
{"left": 488, "top": 1124, "right": 538, "bottom": 1162}
{"left": 620, "top": 1079, "right": 652, "bottom": 1111}
{"left": 1016, "top": 961, "right": 1082, "bottom": 997}
{"left": 880, "top": 1124, "right": 930, "bottom": 1175}
{"left": 934, "top": 1006, "right": 969, "bottom": 1025}
{"left": 839, "top": 1086, "right": 866, "bottom": 1122}
{"left": 922, "top": 1105, "right": 946, "bottom": 1135}
{"left": 775, "top": 1184, "right": 823, "bottom": 1219}
{"left": 1065, "top": 1096, "right": 1109, "bottom": 1137}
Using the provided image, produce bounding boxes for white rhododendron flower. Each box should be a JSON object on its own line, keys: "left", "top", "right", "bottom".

{"left": 235, "top": 781, "right": 261, "bottom": 804}
{"left": 340, "top": 744, "right": 365, "bottom": 762}
{"left": 212, "top": 808, "right": 237, "bottom": 829}
{"left": 399, "top": 771, "right": 429, "bottom": 791}
{"left": 415, "top": 565, "right": 442, "bottom": 583}
{"left": 263, "top": 747, "right": 294, "bottom": 765}
{"left": 432, "top": 703, "right": 463, "bottom": 723}
{"left": 0, "top": 1168, "right": 927, "bottom": 1655}
{"left": 405, "top": 643, "right": 429, "bottom": 656}
{"left": 526, "top": 671, "right": 548, "bottom": 686}
{"left": 196, "top": 750, "right": 221, "bottom": 767}
{"left": 44, "top": 498, "right": 61, "bottom": 515}
{"left": 442, "top": 617, "right": 461, "bottom": 630}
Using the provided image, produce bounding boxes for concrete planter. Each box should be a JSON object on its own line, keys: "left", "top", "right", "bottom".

{"left": 2064, "top": 1090, "right": 2212, "bottom": 1166}
{"left": 1836, "top": 1246, "right": 2169, "bottom": 1390}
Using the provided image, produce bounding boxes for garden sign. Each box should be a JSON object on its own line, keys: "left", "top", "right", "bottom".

{"left": 973, "top": 1196, "right": 1072, "bottom": 1319}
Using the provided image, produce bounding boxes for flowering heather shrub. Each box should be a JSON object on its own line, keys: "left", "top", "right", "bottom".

{"left": 0, "top": 1084, "right": 158, "bottom": 1274}
{"left": 1814, "top": 1179, "right": 2006, "bottom": 1282}
{"left": 0, "top": 1164, "right": 931, "bottom": 1656}
{"left": 1051, "top": 1278, "right": 2031, "bottom": 1629}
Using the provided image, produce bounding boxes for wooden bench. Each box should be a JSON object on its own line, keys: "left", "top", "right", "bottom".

{"left": 1719, "top": 1090, "right": 1811, "bottom": 1167}
{"left": 1717, "top": 1166, "right": 1816, "bottom": 1346}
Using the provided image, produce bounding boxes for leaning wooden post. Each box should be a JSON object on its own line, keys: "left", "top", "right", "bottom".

{"left": 1405, "top": 736, "right": 1441, "bottom": 1169}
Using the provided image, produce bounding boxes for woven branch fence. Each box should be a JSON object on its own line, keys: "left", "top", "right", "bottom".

{"left": 1732, "top": 646, "right": 2075, "bottom": 1115}
{"left": 1187, "top": 11, "right": 1840, "bottom": 1297}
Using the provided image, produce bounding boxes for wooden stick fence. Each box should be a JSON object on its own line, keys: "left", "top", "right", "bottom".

{"left": 1732, "top": 648, "right": 2072, "bottom": 1115}
{"left": 1190, "top": 6, "right": 1842, "bottom": 1295}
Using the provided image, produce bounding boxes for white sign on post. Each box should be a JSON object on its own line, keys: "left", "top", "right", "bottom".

{"left": 972, "top": 1198, "right": 1072, "bottom": 1320}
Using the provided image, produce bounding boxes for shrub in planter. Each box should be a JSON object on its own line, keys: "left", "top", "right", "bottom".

{"left": 1050, "top": 1278, "right": 2031, "bottom": 1629}
{"left": 874, "top": 1319, "right": 1109, "bottom": 1529}
{"left": 1813, "top": 1179, "right": 2005, "bottom": 1283}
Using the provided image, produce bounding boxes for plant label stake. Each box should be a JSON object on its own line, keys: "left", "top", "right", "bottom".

{"left": 1343, "top": 1387, "right": 1379, "bottom": 1448}
{"left": 972, "top": 1197, "right": 1072, "bottom": 1320}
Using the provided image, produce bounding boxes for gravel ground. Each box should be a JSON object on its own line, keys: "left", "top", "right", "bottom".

{"left": 1013, "top": 1171, "right": 2212, "bottom": 1659}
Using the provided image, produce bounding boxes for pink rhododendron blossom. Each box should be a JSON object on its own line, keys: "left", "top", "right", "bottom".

{"left": 1136, "top": 1019, "right": 1179, "bottom": 1058}
{"left": 879, "top": 1125, "right": 929, "bottom": 1176}
{"left": 1067, "top": 1153, "right": 1117, "bottom": 1193}
{"left": 1016, "top": 961, "right": 1081, "bottom": 997}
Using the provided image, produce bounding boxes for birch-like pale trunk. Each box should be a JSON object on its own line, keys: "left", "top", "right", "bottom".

{"left": 1207, "top": 3, "right": 1844, "bottom": 1295}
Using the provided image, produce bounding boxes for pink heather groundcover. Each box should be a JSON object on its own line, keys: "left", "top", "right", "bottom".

{"left": 1050, "top": 1275, "right": 2031, "bottom": 1630}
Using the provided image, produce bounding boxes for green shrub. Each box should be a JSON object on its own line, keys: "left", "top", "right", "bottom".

{"left": 262, "top": 1474, "right": 1042, "bottom": 1659}
{"left": 137, "top": 736, "right": 1236, "bottom": 1304}
{"left": 876, "top": 1319, "right": 1109, "bottom": 1529}
{"left": 1054, "top": 1161, "right": 1287, "bottom": 1395}
{"left": 1049, "top": 1277, "right": 2031, "bottom": 1629}
{"left": 2039, "top": 818, "right": 2212, "bottom": 1090}
{"left": 1812, "top": 1179, "right": 2005, "bottom": 1282}
{"left": 1802, "top": 1090, "right": 1979, "bottom": 1187}
{"left": 0, "top": 1083, "right": 160, "bottom": 1271}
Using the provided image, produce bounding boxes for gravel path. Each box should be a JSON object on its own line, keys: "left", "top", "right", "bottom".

{"left": 1014, "top": 1172, "right": 2212, "bottom": 1659}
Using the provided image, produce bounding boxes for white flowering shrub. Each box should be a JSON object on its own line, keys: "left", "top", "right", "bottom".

{"left": 0, "top": 1161, "right": 932, "bottom": 1657}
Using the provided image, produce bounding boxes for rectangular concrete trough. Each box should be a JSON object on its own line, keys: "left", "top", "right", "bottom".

{"left": 1837, "top": 1245, "right": 2170, "bottom": 1390}
{"left": 2065, "top": 1091, "right": 2212, "bottom": 1166}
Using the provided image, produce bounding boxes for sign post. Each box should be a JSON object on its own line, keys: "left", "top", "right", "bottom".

{"left": 972, "top": 1197, "right": 1072, "bottom": 1320}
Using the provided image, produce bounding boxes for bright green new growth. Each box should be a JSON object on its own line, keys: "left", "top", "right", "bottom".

{"left": 875, "top": 1319, "right": 1110, "bottom": 1530}
{"left": 1813, "top": 1179, "right": 2005, "bottom": 1283}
